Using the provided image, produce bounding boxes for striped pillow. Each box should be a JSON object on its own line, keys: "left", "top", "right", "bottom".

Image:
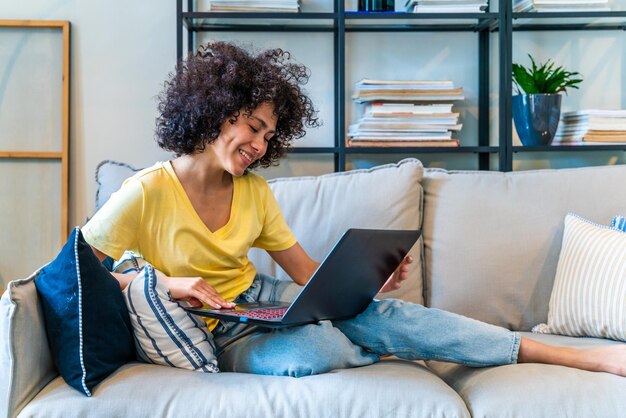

{"left": 535, "top": 214, "right": 626, "bottom": 341}
{"left": 123, "top": 265, "right": 219, "bottom": 372}
{"left": 612, "top": 215, "right": 626, "bottom": 232}
{"left": 112, "top": 251, "right": 146, "bottom": 274}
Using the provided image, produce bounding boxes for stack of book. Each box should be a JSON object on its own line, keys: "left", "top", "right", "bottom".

{"left": 553, "top": 109, "right": 626, "bottom": 145}
{"left": 404, "top": 0, "right": 488, "bottom": 13}
{"left": 208, "top": 0, "right": 300, "bottom": 12}
{"left": 513, "top": 0, "right": 609, "bottom": 12}
{"left": 348, "top": 79, "right": 464, "bottom": 148}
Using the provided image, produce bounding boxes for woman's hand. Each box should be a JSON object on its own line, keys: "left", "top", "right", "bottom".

{"left": 158, "top": 273, "right": 235, "bottom": 309}
{"left": 379, "top": 255, "right": 413, "bottom": 293}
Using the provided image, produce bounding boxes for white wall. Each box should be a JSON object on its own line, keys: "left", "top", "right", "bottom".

{"left": 1, "top": 0, "right": 175, "bottom": 234}
{"left": 1, "top": 0, "right": 625, "bottom": 265}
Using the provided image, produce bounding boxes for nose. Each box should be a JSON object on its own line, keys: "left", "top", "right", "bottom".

{"left": 251, "top": 135, "right": 268, "bottom": 158}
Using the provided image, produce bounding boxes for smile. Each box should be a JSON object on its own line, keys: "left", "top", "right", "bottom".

{"left": 239, "top": 149, "right": 254, "bottom": 164}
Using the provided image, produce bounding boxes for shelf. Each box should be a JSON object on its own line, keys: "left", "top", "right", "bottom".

{"left": 513, "top": 145, "right": 626, "bottom": 152}
{"left": 512, "top": 11, "right": 626, "bottom": 31}
{"left": 345, "top": 146, "right": 498, "bottom": 154}
{"left": 178, "top": 0, "right": 626, "bottom": 172}
{"left": 288, "top": 147, "right": 339, "bottom": 154}
{"left": 182, "top": 12, "right": 335, "bottom": 32}
{"left": 345, "top": 12, "right": 498, "bottom": 32}
{"left": 182, "top": 11, "right": 500, "bottom": 32}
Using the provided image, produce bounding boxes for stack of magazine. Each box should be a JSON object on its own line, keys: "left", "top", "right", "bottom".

{"left": 513, "top": 0, "right": 609, "bottom": 12}
{"left": 348, "top": 79, "right": 464, "bottom": 148}
{"left": 404, "top": 0, "right": 488, "bottom": 13}
{"left": 553, "top": 110, "right": 626, "bottom": 145}
{"left": 208, "top": 0, "right": 300, "bottom": 12}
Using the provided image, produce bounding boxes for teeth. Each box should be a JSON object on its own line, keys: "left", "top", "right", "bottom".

{"left": 239, "top": 150, "right": 253, "bottom": 162}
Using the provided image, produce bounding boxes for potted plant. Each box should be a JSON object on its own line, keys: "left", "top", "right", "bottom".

{"left": 512, "top": 54, "right": 583, "bottom": 146}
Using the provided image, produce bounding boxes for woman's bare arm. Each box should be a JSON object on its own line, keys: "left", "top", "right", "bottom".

{"left": 267, "top": 243, "right": 319, "bottom": 286}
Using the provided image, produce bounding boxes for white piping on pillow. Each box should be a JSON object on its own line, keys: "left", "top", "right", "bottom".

{"left": 72, "top": 227, "right": 91, "bottom": 396}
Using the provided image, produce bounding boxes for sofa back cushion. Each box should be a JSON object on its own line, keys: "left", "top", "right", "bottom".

{"left": 95, "top": 160, "right": 140, "bottom": 212}
{"left": 422, "top": 164, "right": 626, "bottom": 331}
{"left": 1, "top": 272, "right": 57, "bottom": 418}
{"left": 248, "top": 158, "right": 425, "bottom": 304}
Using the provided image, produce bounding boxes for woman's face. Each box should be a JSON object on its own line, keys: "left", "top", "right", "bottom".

{"left": 213, "top": 102, "right": 278, "bottom": 176}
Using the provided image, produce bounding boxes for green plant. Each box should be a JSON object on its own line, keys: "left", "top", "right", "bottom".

{"left": 512, "top": 54, "right": 583, "bottom": 95}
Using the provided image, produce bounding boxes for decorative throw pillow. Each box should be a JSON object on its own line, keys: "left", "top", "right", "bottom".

{"left": 34, "top": 227, "right": 136, "bottom": 396}
{"left": 95, "top": 160, "right": 141, "bottom": 211}
{"left": 112, "top": 250, "right": 146, "bottom": 274}
{"left": 533, "top": 213, "right": 626, "bottom": 341}
{"left": 612, "top": 215, "right": 626, "bottom": 232}
{"left": 123, "top": 264, "right": 219, "bottom": 373}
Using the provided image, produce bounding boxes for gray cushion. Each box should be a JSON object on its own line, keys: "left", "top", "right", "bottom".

{"left": 94, "top": 160, "right": 140, "bottom": 212}
{"left": 422, "top": 164, "right": 626, "bottom": 330}
{"left": 427, "top": 332, "right": 626, "bottom": 418}
{"left": 1, "top": 273, "right": 57, "bottom": 418}
{"left": 248, "top": 158, "right": 425, "bottom": 305}
{"left": 20, "top": 360, "right": 469, "bottom": 418}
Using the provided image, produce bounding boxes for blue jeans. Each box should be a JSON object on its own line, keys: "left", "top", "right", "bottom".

{"left": 213, "top": 275, "right": 521, "bottom": 377}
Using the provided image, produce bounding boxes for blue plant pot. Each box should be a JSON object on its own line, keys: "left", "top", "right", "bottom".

{"left": 512, "top": 94, "right": 562, "bottom": 146}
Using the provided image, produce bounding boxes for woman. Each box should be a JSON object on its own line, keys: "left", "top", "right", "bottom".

{"left": 84, "top": 41, "right": 625, "bottom": 377}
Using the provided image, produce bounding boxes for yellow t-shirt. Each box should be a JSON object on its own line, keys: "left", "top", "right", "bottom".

{"left": 83, "top": 161, "right": 297, "bottom": 330}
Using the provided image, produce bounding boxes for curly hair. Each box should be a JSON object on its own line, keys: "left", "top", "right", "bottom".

{"left": 155, "top": 41, "right": 320, "bottom": 169}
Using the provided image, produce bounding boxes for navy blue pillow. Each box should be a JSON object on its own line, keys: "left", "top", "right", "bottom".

{"left": 35, "top": 227, "right": 135, "bottom": 396}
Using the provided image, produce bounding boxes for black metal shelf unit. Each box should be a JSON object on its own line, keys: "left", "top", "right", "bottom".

{"left": 176, "top": 0, "right": 626, "bottom": 172}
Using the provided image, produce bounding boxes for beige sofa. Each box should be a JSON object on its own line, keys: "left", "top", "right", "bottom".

{"left": 2, "top": 158, "right": 626, "bottom": 418}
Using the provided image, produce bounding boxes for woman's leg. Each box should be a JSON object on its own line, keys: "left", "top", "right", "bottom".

{"left": 213, "top": 274, "right": 378, "bottom": 376}
{"left": 334, "top": 298, "right": 626, "bottom": 376}
{"left": 518, "top": 338, "right": 626, "bottom": 376}
{"left": 217, "top": 321, "right": 379, "bottom": 377}
{"left": 334, "top": 298, "right": 520, "bottom": 367}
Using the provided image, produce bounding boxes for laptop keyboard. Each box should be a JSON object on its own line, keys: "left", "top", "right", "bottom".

{"left": 227, "top": 307, "right": 288, "bottom": 320}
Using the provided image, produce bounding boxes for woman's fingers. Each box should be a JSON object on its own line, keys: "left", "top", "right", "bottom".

{"left": 164, "top": 275, "right": 235, "bottom": 309}
{"left": 190, "top": 282, "right": 235, "bottom": 309}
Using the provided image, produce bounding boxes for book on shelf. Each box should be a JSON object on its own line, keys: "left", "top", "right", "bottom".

{"left": 354, "top": 88, "right": 464, "bottom": 96}
{"left": 351, "top": 122, "right": 462, "bottom": 131}
{"left": 208, "top": 0, "right": 300, "bottom": 12}
{"left": 366, "top": 103, "right": 455, "bottom": 115}
{"left": 360, "top": 114, "right": 461, "bottom": 123}
{"left": 356, "top": 79, "right": 454, "bottom": 86}
{"left": 555, "top": 109, "right": 626, "bottom": 143}
{"left": 552, "top": 140, "right": 626, "bottom": 146}
{"left": 582, "top": 132, "right": 626, "bottom": 142}
{"left": 348, "top": 131, "right": 453, "bottom": 140}
{"left": 346, "top": 138, "right": 460, "bottom": 147}
{"left": 353, "top": 79, "right": 464, "bottom": 103}
{"left": 513, "top": 0, "right": 609, "bottom": 12}
{"left": 354, "top": 95, "right": 465, "bottom": 103}
{"left": 404, "top": 0, "right": 487, "bottom": 13}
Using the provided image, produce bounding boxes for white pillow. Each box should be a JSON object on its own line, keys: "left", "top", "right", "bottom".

{"left": 534, "top": 213, "right": 626, "bottom": 341}
{"left": 123, "top": 265, "right": 219, "bottom": 372}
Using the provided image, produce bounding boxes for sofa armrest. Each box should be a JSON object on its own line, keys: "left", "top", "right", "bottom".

{"left": 1, "top": 272, "right": 57, "bottom": 418}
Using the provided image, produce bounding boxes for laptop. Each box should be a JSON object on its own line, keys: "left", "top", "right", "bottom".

{"left": 185, "top": 228, "right": 420, "bottom": 328}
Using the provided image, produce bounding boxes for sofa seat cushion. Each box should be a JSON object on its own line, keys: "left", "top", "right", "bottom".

{"left": 20, "top": 360, "right": 470, "bottom": 418}
{"left": 427, "top": 332, "right": 626, "bottom": 418}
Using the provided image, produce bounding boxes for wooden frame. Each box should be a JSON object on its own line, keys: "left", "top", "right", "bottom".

{"left": 0, "top": 20, "right": 70, "bottom": 241}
